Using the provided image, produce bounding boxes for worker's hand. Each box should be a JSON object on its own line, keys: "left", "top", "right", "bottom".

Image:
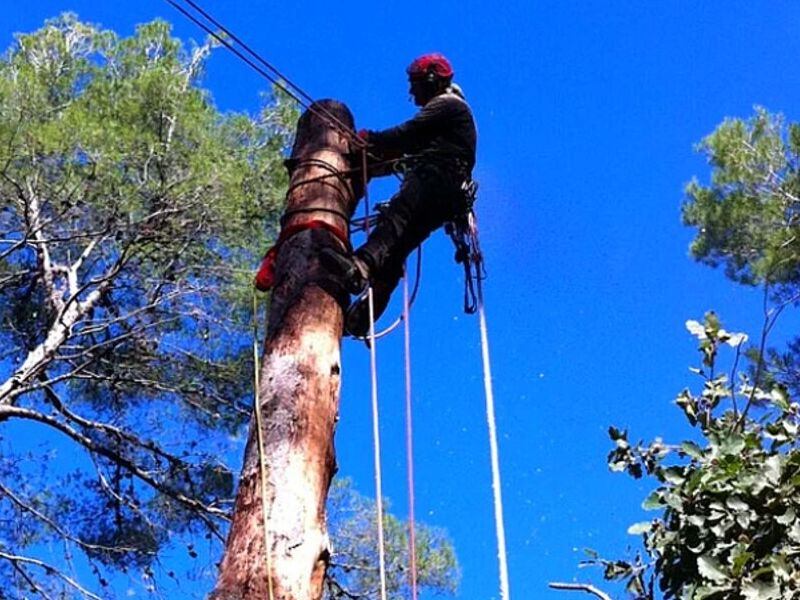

{"left": 350, "top": 129, "right": 370, "bottom": 156}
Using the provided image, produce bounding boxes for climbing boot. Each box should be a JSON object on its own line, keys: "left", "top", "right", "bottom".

{"left": 345, "top": 280, "right": 393, "bottom": 338}
{"left": 320, "top": 247, "right": 369, "bottom": 295}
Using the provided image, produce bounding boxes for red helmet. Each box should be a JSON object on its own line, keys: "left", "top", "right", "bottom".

{"left": 406, "top": 53, "right": 454, "bottom": 82}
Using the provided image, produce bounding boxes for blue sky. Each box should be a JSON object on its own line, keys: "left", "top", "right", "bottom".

{"left": 6, "top": 2, "right": 800, "bottom": 599}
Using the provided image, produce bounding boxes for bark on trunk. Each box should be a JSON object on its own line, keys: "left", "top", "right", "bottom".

{"left": 211, "top": 100, "right": 359, "bottom": 600}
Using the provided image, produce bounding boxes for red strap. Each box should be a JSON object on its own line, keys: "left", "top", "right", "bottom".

{"left": 255, "top": 219, "right": 350, "bottom": 291}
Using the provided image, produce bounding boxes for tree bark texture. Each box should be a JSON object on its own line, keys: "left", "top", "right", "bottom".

{"left": 211, "top": 100, "right": 359, "bottom": 600}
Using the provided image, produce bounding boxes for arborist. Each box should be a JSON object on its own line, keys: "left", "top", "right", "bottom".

{"left": 322, "top": 52, "right": 478, "bottom": 337}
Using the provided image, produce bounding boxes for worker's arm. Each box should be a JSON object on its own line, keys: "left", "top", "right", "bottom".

{"left": 366, "top": 95, "right": 456, "bottom": 158}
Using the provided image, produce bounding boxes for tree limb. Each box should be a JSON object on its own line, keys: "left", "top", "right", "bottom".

{"left": 0, "top": 248, "right": 125, "bottom": 405}
{"left": 0, "top": 549, "right": 103, "bottom": 600}
{"left": 549, "top": 582, "right": 614, "bottom": 600}
{"left": 0, "top": 404, "right": 229, "bottom": 536}
{"left": 0, "top": 479, "right": 143, "bottom": 556}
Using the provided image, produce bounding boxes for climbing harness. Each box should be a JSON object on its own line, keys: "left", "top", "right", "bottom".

{"left": 445, "top": 179, "right": 484, "bottom": 314}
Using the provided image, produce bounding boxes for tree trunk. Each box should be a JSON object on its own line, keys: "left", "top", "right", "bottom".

{"left": 211, "top": 100, "right": 359, "bottom": 600}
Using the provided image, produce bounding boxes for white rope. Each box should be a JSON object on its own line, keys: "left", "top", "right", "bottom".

{"left": 367, "top": 288, "right": 389, "bottom": 600}
{"left": 471, "top": 213, "right": 511, "bottom": 600}
{"left": 403, "top": 269, "right": 419, "bottom": 600}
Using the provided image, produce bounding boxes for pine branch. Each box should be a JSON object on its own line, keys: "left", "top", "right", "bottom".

{"left": 0, "top": 480, "right": 142, "bottom": 556}
{"left": 326, "top": 576, "right": 368, "bottom": 600}
{"left": 0, "top": 404, "right": 229, "bottom": 539}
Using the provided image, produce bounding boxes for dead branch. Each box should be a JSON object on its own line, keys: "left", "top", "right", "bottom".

{"left": 549, "top": 582, "right": 614, "bottom": 600}
{"left": 0, "top": 549, "right": 103, "bottom": 600}
{"left": 326, "top": 577, "right": 367, "bottom": 600}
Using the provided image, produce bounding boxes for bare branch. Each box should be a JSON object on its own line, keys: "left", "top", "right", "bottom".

{"left": 68, "top": 368, "right": 249, "bottom": 420}
{"left": 0, "top": 549, "right": 103, "bottom": 600}
{"left": 89, "top": 452, "right": 162, "bottom": 537}
{"left": 0, "top": 268, "right": 31, "bottom": 289}
{"left": 0, "top": 480, "right": 143, "bottom": 556}
{"left": 0, "top": 404, "right": 229, "bottom": 536}
{"left": 9, "top": 557, "right": 55, "bottom": 600}
{"left": 325, "top": 576, "right": 369, "bottom": 600}
{"left": 67, "top": 236, "right": 103, "bottom": 297}
{"left": 26, "top": 183, "right": 65, "bottom": 315}
{"left": 0, "top": 247, "right": 125, "bottom": 405}
{"left": 50, "top": 313, "right": 181, "bottom": 361}
{"left": 40, "top": 382, "right": 194, "bottom": 470}
{"left": 0, "top": 236, "right": 29, "bottom": 261}
{"left": 549, "top": 582, "right": 614, "bottom": 600}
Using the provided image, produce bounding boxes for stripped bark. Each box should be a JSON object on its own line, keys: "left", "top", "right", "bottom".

{"left": 211, "top": 100, "right": 359, "bottom": 600}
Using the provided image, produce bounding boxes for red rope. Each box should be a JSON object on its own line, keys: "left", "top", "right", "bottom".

{"left": 255, "top": 220, "right": 350, "bottom": 291}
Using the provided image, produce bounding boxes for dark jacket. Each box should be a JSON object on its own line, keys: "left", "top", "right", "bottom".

{"left": 367, "top": 91, "right": 477, "bottom": 177}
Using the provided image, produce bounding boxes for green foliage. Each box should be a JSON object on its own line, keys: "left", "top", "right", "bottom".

{"left": 598, "top": 313, "right": 800, "bottom": 600}
{"left": 579, "top": 109, "right": 800, "bottom": 600}
{"left": 683, "top": 107, "right": 800, "bottom": 295}
{"left": 0, "top": 13, "right": 295, "bottom": 597}
{"left": 325, "top": 478, "right": 460, "bottom": 600}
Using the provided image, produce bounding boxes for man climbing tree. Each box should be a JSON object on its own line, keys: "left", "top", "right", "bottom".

{"left": 321, "top": 53, "right": 478, "bottom": 336}
{"left": 0, "top": 16, "right": 461, "bottom": 598}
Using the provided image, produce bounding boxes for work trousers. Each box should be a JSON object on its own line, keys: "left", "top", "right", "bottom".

{"left": 356, "top": 164, "right": 468, "bottom": 292}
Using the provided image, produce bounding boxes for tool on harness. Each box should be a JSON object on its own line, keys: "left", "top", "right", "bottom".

{"left": 349, "top": 201, "right": 392, "bottom": 234}
{"left": 445, "top": 179, "right": 484, "bottom": 314}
